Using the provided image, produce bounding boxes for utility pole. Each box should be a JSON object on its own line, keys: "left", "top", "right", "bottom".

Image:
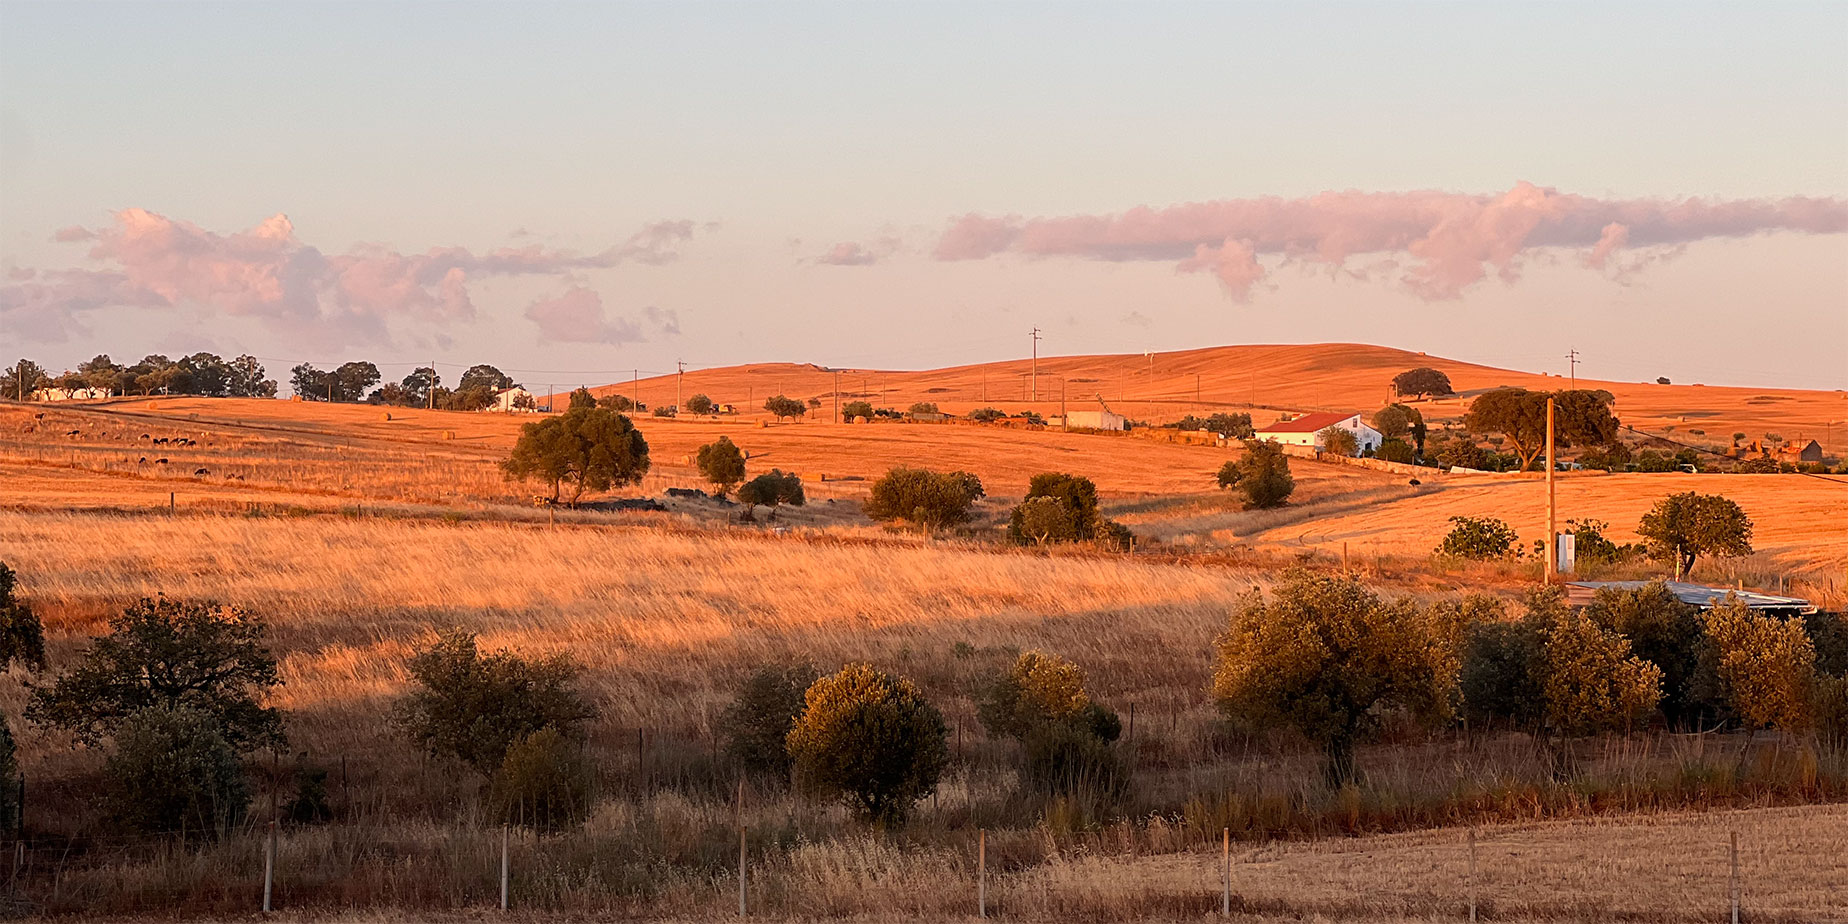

{"left": 1060, "top": 378, "right": 1068, "bottom": 432}
{"left": 632, "top": 369, "right": 639, "bottom": 409}
{"left": 1029, "top": 327, "right": 1041, "bottom": 402}
{"left": 427, "top": 359, "right": 436, "bottom": 410}
{"left": 1566, "top": 348, "right": 1580, "bottom": 389}
{"left": 833, "top": 370, "right": 840, "bottom": 423}
{"left": 676, "top": 360, "right": 686, "bottom": 412}
{"left": 1545, "top": 395, "right": 1557, "bottom": 581}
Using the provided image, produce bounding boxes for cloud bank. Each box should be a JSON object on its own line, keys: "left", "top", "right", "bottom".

{"left": 1, "top": 209, "right": 699, "bottom": 344}
{"left": 933, "top": 181, "right": 1848, "bottom": 300}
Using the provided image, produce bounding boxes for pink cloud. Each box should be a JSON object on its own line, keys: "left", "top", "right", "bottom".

{"left": 524, "top": 286, "right": 642, "bottom": 345}
{"left": 932, "top": 182, "right": 1848, "bottom": 299}
{"left": 815, "top": 241, "right": 881, "bottom": 266}
{"left": 0, "top": 209, "right": 701, "bottom": 346}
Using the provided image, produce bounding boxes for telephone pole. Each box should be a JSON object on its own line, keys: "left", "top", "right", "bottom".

{"left": 632, "top": 369, "right": 639, "bottom": 409}
{"left": 676, "top": 360, "right": 685, "bottom": 412}
{"left": 427, "top": 359, "right": 436, "bottom": 410}
{"left": 1029, "top": 327, "right": 1041, "bottom": 402}
{"left": 1566, "top": 348, "right": 1580, "bottom": 389}
{"left": 1545, "top": 395, "right": 1557, "bottom": 581}
{"left": 833, "top": 370, "right": 840, "bottom": 423}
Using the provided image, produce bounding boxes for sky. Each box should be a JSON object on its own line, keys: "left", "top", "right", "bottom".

{"left": 2, "top": 1, "right": 1845, "bottom": 392}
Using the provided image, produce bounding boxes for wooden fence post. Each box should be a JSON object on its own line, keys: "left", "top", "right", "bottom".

{"left": 500, "top": 824, "right": 510, "bottom": 911}
{"left": 1730, "top": 830, "right": 1739, "bottom": 924}
{"left": 1221, "top": 827, "right": 1231, "bottom": 916}
{"left": 1467, "top": 829, "right": 1477, "bottom": 923}
{"left": 262, "top": 820, "right": 276, "bottom": 912}
{"left": 738, "top": 779, "right": 747, "bottom": 916}
{"left": 978, "top": 828, "right": 987, "bottom": 919}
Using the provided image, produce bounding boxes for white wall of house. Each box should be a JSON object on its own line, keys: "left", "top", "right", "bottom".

{"left": 1255, "top": 413, "right": 1383, "bottom": 455}
{"left": 491, "top": 387, "right": 536, "bottom": 412}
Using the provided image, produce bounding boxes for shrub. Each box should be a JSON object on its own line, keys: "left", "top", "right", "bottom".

{"left": 720, "top": 663, "right": 820, "bottom": 779}
{"left": 1391, "top": 367, "right": 1454, "bottom": 399}
{"left": 0, "top": 562, "right": 46, "bottom": 671}
{"left": 567, "top": 387, "right": 597, "bottom": 410}
{"left": 737, "top": 469, "right": 805, "bottom": 516}
{"left": 1008, "top": 496, "right": 1079, "bottom": 545}
{"left": 1318, "top": 425, "right": 1359, "bottom": 457}
{"left": 598, "top": 393, "right": 635, "bottom": 412}
{"left": 1375, "top": 438, "right": 1416, "bottom": 464}
{"left": 1535, "top": 594, "right": 1662, "bottom": 738}
{"left": 1637, "top": 491, "right": 1753, "bottom": 576}
{"left": 1583, "top": 581, "right": 1705, "bottom": 726}
{"left": 1566, "top": 518, "right": 1637, "bottom": 567}
{"left": 968, "top": 407, "right": 1005, "bottom": 423}
{"left": 395, "top": 630, "right": 594, "bottom": 775}
{"left": 863, "top": 467, "right": 985, "bottom": 532}
{"left": 1460, "top": 620, "right": 1545, "bottom": 732}
{"left": 491, "top": 727, "right": 592, "bottom": 832}
{"left": 1204, "top": 412, "right": 1254, "bottom": 438}
{"left": 978, "top": 651, "right": 1100, "bottom": 741}
{"left": 685, "top": 394, "right": 715, "bottom": 415}
{"left": 1805, "top": 611, "right": 1848, "bottom": 676}
{"left": 764, "top": 394, "right": 807, "bottom": 421}
{"left": 1220, "top": 440, "right": 1294, "bottom": 509}
{"left": 1092, "top": 518, "right": 1136, "bottom": 552}
{"left": 786, "top": 663, "right": 948, "bottom": 826}
{"left": 1578, "top": 442, "right": 1632, "bottom": 472}
{"left": 907, "top": 402, "right": 940, "bottom": 417}
{"left": 1371, "top": 404, "right": 1427, "bottom": 451}
{"left": 502, "top": 406, "right": 651, "bottom": 505}
{"left": 104, "top": 707, "right": 250, "bottom": 835}
{"left": 1736, "top": 456, "right": 1780, "bottom": 474}
{"left": 696, "top": 436, "right": 747, "bottom": 497}
{"left": 1021, "top": 719, "right": 1126, "bottom": 807}
{"left": 1212, "top": 572, "right": 1453, "bottom": 785}
{"left": 652, "top": 406, "right": 677, "bottom": 417}
{"left": 0, "top": 713, "right": 17, "bottom": 834}
{"left": 1699, "top": 598, "right": 1816, "bottom": 733}
{"left": 1633, "top": 449, "right": 1675, "bottom": 473}
{"left": 841, "top": 400, "right": 875, "bottom": 420}
{"left": 1437, "top": 515, "right": 1517, "bottom": 560}
{"left": 27, "top": 596, "right": 283, "bottom": 751}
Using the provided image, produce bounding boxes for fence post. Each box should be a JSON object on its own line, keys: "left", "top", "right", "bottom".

{"left": 1467, "top": 829, "right": 1477, "bottom": 923}
{"left": 262, "top": 819, "right": 276, "bottom": 912}
{"left": 978, "top": 828, "right": 987, "bottom": 919}
{"left": 500, "top": 824, "right": 510, "bottom": 911}
{"left": 1729, "top": 830, "right": 1739, "bottom": 924}
{"left": 1221, "top": 827, "right": 1231, "bottom": 916}
{"left": 738, "top": 779, "right": 747, "bottom": 916}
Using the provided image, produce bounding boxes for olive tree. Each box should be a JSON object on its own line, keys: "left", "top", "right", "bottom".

{"left": 696, "top": 436, "right": 747, "bottom": 497}
{"left": 764, "top": 394, "right": 807, "bottom": 421}
{"left": 1700, "top": 598, "right": 1816, "bottom": 733}
{"left": 0, "top": 562, "right": 46, "bottom": 671}
{"left": 737, "top": 469, "right": 805, "bottom": 517}
{"left": 1637, "top": 491, "right": 1753, "bottom": 576}
{"left": 786, "top": 663, "right": 948, "bottom": 826}
{"left": 720, "top": 662, "right": 820, "bottom": 779}
{"left": 104, "top": 707, "right": 251, "bottom": 835}
{"left": 1391, "top": 367, "right": 1453, "bottom": 399}
{"left": 1217, "top": 440, "right": 1294, "bottom": 508}
{"left": 863, "top": 467, "right": 985, "bottom": 532}
{"left": 1318, "top": 425, "right": 1359, "bottom": 457}
{"left": 501, "top": 406, "right": 651, "bottom": 505}
{"left": 394, "top": 630, "right": 594, "bottom": 775}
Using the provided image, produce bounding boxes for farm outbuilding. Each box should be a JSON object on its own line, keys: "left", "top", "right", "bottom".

{"left": 1254, "top": 411, "right": 1382, "bottom": 455}
{"left": 1564, "top": 581, "right": 1815, "bottom": 616}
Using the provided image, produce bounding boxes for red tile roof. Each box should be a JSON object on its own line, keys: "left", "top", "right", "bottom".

{"left": 1256, "top": 411, "right": 1355, "bottom": 434}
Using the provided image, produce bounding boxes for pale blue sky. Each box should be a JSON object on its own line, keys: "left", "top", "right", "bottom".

{"left": 3, "top": 1, "right": 1845, "bottom": 389}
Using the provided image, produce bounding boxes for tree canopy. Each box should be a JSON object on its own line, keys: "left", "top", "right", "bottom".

{"left": 685, "top": 394, "right": 716, "bottom": 415}
{"left": 764, "top": 394, "right": 807, "bottom": 421}
{"left": 1218, "top": 440, "right": 1295, "bottom": 508}
{"left": 863, "top": 467, "right": 985, "bottom": 532}
{"left": 1636, "top": 491, "right": 1753, "bottom": 576}
{"left": 0, "top": 562, "right": 46, "bottom": 672}
{"left": 1391, "top": 367, "right": 1454, "bottom": 399}
{"left": 395, "top": 629, "right": 594, "bottom": 775}
{"left": 501, "top": 406, "right": 650, "bottom": 504}
{"left": 1464, "top": 388, "right": 1620, "bottom": 471}
{"left": 696, "top": 436, "right": 747, "bottom": 497}
{"left": 786, "top": 663, "right": 948, "bottom": 826}
{"left": 1371, "top": 404, "right": 1427, "bottom": 450}
{"left": 738, "top": 469, "right": 805, "bottom": 513}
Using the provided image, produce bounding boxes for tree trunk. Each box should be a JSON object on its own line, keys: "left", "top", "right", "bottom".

{"left": 1323, "top": 732, "right": 1358, "bottom": 788}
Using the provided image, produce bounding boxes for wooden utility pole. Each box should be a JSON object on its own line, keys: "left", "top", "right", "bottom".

{"left": 833, "top": 370, "right": 840, "bottom": 423}
{"left": 1061, "top": 379, "right": 1068, "bottom": 432}
{"left": 1029, "top": 327, "right": 1041, "bottom": 402}
{"left": 427, "top": 360, "right": 436, "bottom": 410}
{"left": 1566, "top": 348, "right": 1580, "bottom": 389}
{"left": 676, "top": 360, "right": 685, "bottom": 412}
{"left": 1545, "top": 396, "right": 1557, "bottom": 580}
{"left": 632, "top": 369, "right": 639, "bottom": 409}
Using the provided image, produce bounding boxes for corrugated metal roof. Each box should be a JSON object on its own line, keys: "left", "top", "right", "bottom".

{"left": 1564, "top": 580, "right": 1815, "bottom": 613}
{"left": 1255, "top": 411, "right": 1354, "bottom": 434}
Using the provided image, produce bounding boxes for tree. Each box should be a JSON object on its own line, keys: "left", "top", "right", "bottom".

{"left": 685, "top": 393, "right": 716, "bottom": 415}
{"left": 1460, "top": 619, "right": 1546, "bottom": 732}
{"left": 334, "top": 362, "right": 381, "bottom": 402}
{"left": 27, "top": 597, "right": 284, "bottom": 751}
{"left": 1371, "top": 404, "right": 1427, "bottom": 453}
{"left": 104, "top": 707, "right": 250, "bottom": 835}
{"left": 737, "top": 469, "right": 805, "bottom": 516}
{"left": 1219, "top": 440, "right": 1294, "bottom": 508}
{"left": 1318, "top": 425, "right": 1359, "bottom": 457}
{"left": 1551, "top": 389, "right": 1621, "bottom": 449}
{"left": 1376, "top": 438, "right": 1416, "bottom": 463}
{"left": 598, "top": 393, "right": 635, "bottom": 412}
{"left": 0, "top": 562, "right": 46, "bottom": 671}
{"left": 863, "top": 467, "right": 985, "bottom": 532}
{"left": 395, "top": 630, "right": 594, "bottom": 775}
{"left": 290, "top": 361, "right": 379, "bottom": 402}
{"left": 1700, "top": 598, "right": 1816, "bottom": 733}
{"left": 1583, "top": 582, "right": 1706, "bottom": 726}
{"left": 696, "top": 436, "right": 747, "bottom": 497}
{"left": 501, "top": 406, "right": 651, "bottom": 505}
{"left": 1212, "top": 573, "right": 1454, "bottom": 785}
{"left": 1008, "top": 497, "right": 1079, "bottom": 545}
{"left": 968, "top": 407, "right": 1005, "bottom": 423}
{"left": 1204, "top": 412, "right": 1255, "bottom": 439}
{"left": 1436, "top": 515, "right": 1517, "bottom": 560}
{"left": 1637, "top": 492, "right": 1753, "bottom": 576}
{"left": 907, "top": 402, "right": 940, "bottom": 417}
{"left": 842, "top": 400, "right": 875, "bottom": 420}
{"left": 1007, "top": 472, "right": 1103, "bottom": 545}
{"left": 400, "top": 367, "right": 441, "bottom": 406}
{"left": 568, "top": 387, "right": 597, "bottom": 410}
{"left": 720, "top": 662, "right": 820, "bottom": 779}
{"left": 225, "top": 355, "right": 277, "bottom": 397}
{"left": 1392, "top": 367, "right": 1454, "bottom": 399}
{"left": 1464, "top": 388, "right": 1549, "bottom": 470}
{"left": 491, "top": 727, "right": 591, "bottom": 831}
{"left": 764, "top": 394, "right": 807, "bottom": 421}
{"left": 459, "top": 364, "right": 516, "bottom": 393}
{"left": 1534, "top": 594, "right": 1662, "bottom": 739}
{"left": 785, "top": 663, "right": 948, "bottom": 826}
{"left": 3, "top": 359, "right": 50, "bottom": 400}
{"left": 977, "top": 651, "right": 1118, "bottom": 743}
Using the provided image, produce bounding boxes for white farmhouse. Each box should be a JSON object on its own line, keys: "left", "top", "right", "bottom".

{"left": 1254, "top": 411, "right": 1382, "bottom": 455}
{"left": 491, "top": 386, "right": 537, "bottom": 413}
{"left": 30, "top": 386, "right": 110, "bottom": 401}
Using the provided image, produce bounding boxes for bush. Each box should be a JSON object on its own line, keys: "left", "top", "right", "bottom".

{"left": 1578, "top": 442, "right": 1632, "bottom": 472}
{"left": 652, "top": 406, "right": 677, "bottom": 417}
{"left": 863, "top": 467, "right": 985, "bottom": 532}
{"left": 841, "top": 400, "right": 875, "bottom": 420}
{"left": 1736, "top": 456, "right": 1780, "bottom": 474}
{"left": 1008, "top": 496, "right": 1079, "bottom": 545}
{"left": 968, "top": 407, "right": 1005, "bottom": 423}
{"left": 1376, "top": 438, "right": 1416, "bottom": 464}
{"left": 1805, "top": 611, "right": 1848, "bottom": 676}
{"left": 1637, "top": 491, "right": 1753, "bottom": 576}
{"left": 786, "top": 663, "right": 948, "bottom": 826}
{"left": 764, "top": 395, "right": 807, "bottom": 421}
{"left": 1699, "top": 599, "right": 1816, "bottom": 733}
{"left": 721, "top": 663, "right": 820, "bottom": 779}
{"left": 737, "top": 469, "right": 805, "bottom": 516}
{"left": 395, "top": 630, "right": 594, "bottom": 775}
{"left": 0, "top": 562, "right": 46, "bottom": 671}
{"left": 0, "top": 713, "right": 17, "bottom": 834}
{"left": 1583, "top": 581, "right": 1705, "bottom": 726}
{"left": 1212, "top": 572, "right": 1453, "bottom": 785}
{"left": 1535, "top": 593, "right": 1662, "bottom": 738}
{"left": 696, "top": 436, "right": 747, "bottom": 497}
{"left": 491, "top": 727, "right": 592, "bottom": 832}
{"left": 1437, "top": 515, "right": 1517, "bottom": 560}
{"left": 685, "top": 394, "right": 715, "bottom": 415}
{"left": 104, "top": 707, "right": 250, "bottom": 835}
{"left": 1318, "top": 425, "right": 1359, "bottom": 457}
{"left": 1371, "top": 404, "right": 1427, "bottom": 451}
{"left": 1219, "top": 440, "right": 1294, "bottom": 508}
{"left": 1204, "top": 413, "right": 1254, "bottom": 438}
{"left": 1566, "top": 518, "right": 1638, "bottom": 567}
{"left": 598, "top": 394, "right": 635, "bottom": 412}
{"left": 978, "top": 651, "right": 1103, "bottom": 741}
{"left": 1460, "top": 620, "right": 1545, "bottom": 731}
{"left": 567, "top": 387, "right": 597, "bottom": 410}
{"left": 502, "top": 406, "right": 651, "bottom": 505}
{"left": 1021, "top": 719, "right": 1126, "bottom": 807}
{"left": 907, "top": 402, "right": 940, "bottom": 417}
{"left": 1633, "top": 449, "right": 1675, "bottom": 473}
{"left": 27, "top": 596, "right": 283, "bottom": 751}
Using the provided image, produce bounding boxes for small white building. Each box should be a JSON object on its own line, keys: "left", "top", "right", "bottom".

{"left": 1047, "top": 398, "right": 1128, "bottom": 432}
{"left": 30, "top": 386, "right": 110, "bottom": 401}
{"left": 1254, "top": 411, "right": 1382, "bottom": 455}
{"left": 491, "top": 386, "right": 537, "bottom": 413}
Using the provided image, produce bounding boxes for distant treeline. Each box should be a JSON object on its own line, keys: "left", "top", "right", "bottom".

{"left": 289, "top": 362, "right": 521, "bottom": 411}
{"left": 3, "top": 354, "right": 277, "bottom": 400}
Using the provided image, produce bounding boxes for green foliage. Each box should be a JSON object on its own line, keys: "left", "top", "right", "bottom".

{"left": 968, "top": 407, "right": 1005, "bottom": 423}
{"left": 685, "top": 393, "right": 716, "bottom": 415}
{"left": 104, "top": 707, "right": 250, "bottom": 835}
{"left": 290, "top": 360, "right": 380, "bottom": 402}
{"left": 1202, "top": 413, "right": 1255, "bottom": 438}
{"left": 737, "top": 469, "right": 805, "bottom": 513}
{"left": 764, "top": 394, "right": 807, "bottom": 421}
{"left": 1577, "top": 442, "right": 1632, "bottom": 472}
{"left": 1804, "top": 611, "right": 1848, "bottom": 676}
{"left": 598, "top": 393, "right": 635, "bottom": 412}
{"left": 0, "top": 562, "right": 46, "bottom": 671}
{"left": 1007, "top": 472, "right": 1108, "bottom": 545}
{"left": 720, "top": 663, "right": 820, "bottom": 779}
{"left": 652, "top": 406, "right": 677, "bottom": 417}
{"left": 1391, "top": 367, "right": 1454, "bottom": 398}
{"left": 1736, "top": 456, "right": 1780, "bottom": 474}
{"left": 907, "top": 402, "right": 940, "bottom": 417}
{"left": 1637, "top": 491, "right": 1753, "bottom": 576}
{"left": 458, "top": 364, "right": 516, "bottom": 393}
{"left": 491, "top": 727, "right": 592, "bottom": 832}
{"left": 27, "top": 596, "right": 283, "bottom": 751}
{"left": 1371, "top": 404, "right": 1427, "bottom": 450}
{"left": 501, "top": 406, "right": 651, "bottom": 505}
{"left": 1699, "top": 598, "right": 1816, "bottom": 732}
{"left": 1465, "top": 388, "right": 1619, "bottom": 471}
{"left": 1460, "top": 619, "right": 1545, "bottom": 731}
{"left": 0, "top": 713, "right": 17, "bottom": 834}
{"left": 1318, "top": 425, "right": 1359, "bottom": 457}
{"left": 841, "top": 400, "right": 875, "bottom": 420}
{"left": 1583, "top": 581, "right": 1705, "bottom": 726}
{"left": 786, "top": 663, "right": 949, "bottom": 826}
{"left": 1437, "top": 515, "right": 1517, "bottom": 560}
{"left": 1535, "top": 593, "right": 1662, "bottom": 738}
{"left": 1, "top": 359, "right": 50, "bottom": 400}
{"left": 394, "top": 630, "right": 594, "bottom": 775}
{"left": 978, "top": 651, "right": 1106, "bottom": 741}
{"left": 568, "top": 387, "right": 597, "bottom": 410}
{"left": 1375, "top": 438, "right": 1416, "bottom": 464}
{"left": 1212, "top": 572, "right": 1454, "bottom": 785}
{"left": 696, "top": 436, "right": 747, "bottom": 497}
{"left": 863, "top": 467, "right": 985, "bottom": 532}
{"left": 1221, "top": 440, "right": 1294, "bottom": 508}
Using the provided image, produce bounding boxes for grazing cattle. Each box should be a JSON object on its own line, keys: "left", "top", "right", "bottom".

{"left": 139, "top": 433, "right": 151, "bottom": 440}
{"left": 65, "top": 429, "right": 80, "bottom": 436}
{"left": 194, "top": 468, "right": 210, "bottom": 476}
{"left": 155, "top": 458, "right": 168, "bottom": 465}
{"left": 138, "top": 457, "right": 147, "bottom": 464}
